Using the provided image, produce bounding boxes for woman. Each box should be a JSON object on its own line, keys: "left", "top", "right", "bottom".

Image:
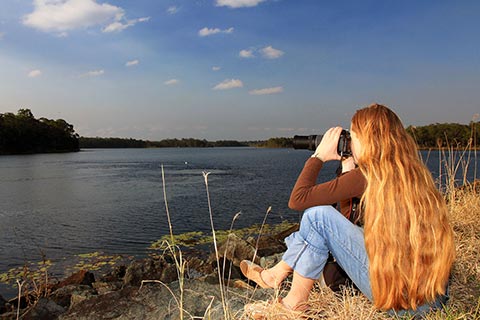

{"left": 241, "top": 104, "right": 455, "bottom": 318}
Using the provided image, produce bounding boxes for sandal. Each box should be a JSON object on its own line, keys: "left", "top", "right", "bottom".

{"left": 240, "top": 260, "right": 273, "bottom": 289}
{"left": 244, "top": 297, "right": 309, "bottom": 320}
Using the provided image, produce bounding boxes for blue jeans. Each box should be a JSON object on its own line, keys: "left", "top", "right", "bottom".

{"left": 282, "top": 205, "right": 448, "bottom": 318}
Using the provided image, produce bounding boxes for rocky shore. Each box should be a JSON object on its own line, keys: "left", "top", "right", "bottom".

{"left": 0, "top": 224, "right": 298, "bottom": 320}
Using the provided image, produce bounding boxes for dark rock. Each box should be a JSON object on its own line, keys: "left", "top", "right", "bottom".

{"left": 160, "top": 263, "right": 178, "bottom": 284}
{"left": 272, "top": 223, "right": 299, "bottom": 241}
{"left": 216, "top": 233, "right": 261, "bottom": 266}
{"left": 0, "top": 311, "right": 16, "bottom": 319}
{"left": 22, "top": 298, "right": 65, "bottom": 320}
{"left": 7, "top": 294, "right": 29, "bottom": 311}
{"left": 4, "top": 222, "right": 297, "bottom": 319}
{"left": 100, "top": 265, "right": 126, "bottom": 283}
{"left": 53, "top": 270, "right": 95, "bottom": 290}
{"left": 58, "top": 287, "right": 138, "bottom": 320}
{"left": 50, "top": 284, "right": 96, "bottom": 309}
{"left": 258, "top": 224, "right": 298, "bottom": 252}
{"left": 0, "top": 294, "right": 6, "bottom": 314}
{"left": 255, "top": 224, "right": 299, "bottom": 257}
{"left": 123, "top": 257, "right": 177, "bottom": 287}
{"left": 219, "top": 259, "right": 242, "bottom": 280}
{"left": 262, "top": 252, "right": 284, "bottom": 268}
{"left": 213, "top": 225, "right": 297, "bottom": 270}
{"left": 70, "top": 291, "right": 98, "bottom": 309}
{"left": 92, "top": 281, "right": 123, "bottom": 295}
{"left": 185, "top": 256, "right": 208, "bottom": 277}
{"left": 59, "top": 279, "right": 271, "bottom": 320}
{"left": 202, "top": 274, "right": 222, "bottom": 285}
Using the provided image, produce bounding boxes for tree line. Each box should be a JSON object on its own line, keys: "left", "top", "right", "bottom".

{"left": 252, "top": 123, "right": 480, "bottom": 149}
{"left": 1, "top": 109, "right": 478, "bottom": 154}
{"left": 406, "top": 122, "right": 479, "bottom": 149}
{"left": 0, "top": 109, "right": 79, "bottom": 155}
{"left": 253, "top": 137, "right": 293, "bottom": 148}
{"left": 79, "top": 137, "right": 248, "bottom": 148}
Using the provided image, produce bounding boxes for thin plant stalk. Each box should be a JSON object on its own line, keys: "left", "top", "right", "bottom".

{"left": 437, "top": 138, "right": 443, "bottom": 191}
{"left": 244, "top": 206, "right": 274, "bottom": 303}
{"left": 140, "top": 279, "right": 180, "bottom": 308}
{"left": 161, "top": 164, "right": 184, "bottom": 320}
{"left": 202, "top": 171, "right": 229, "bottom": 319}
{"left": 221, "top": 211, "right": 242, "bottom": 290}
{"left": 472, "top": 114, "right": 479, "bottom": 183}
{"left": 441, "top": 136, "right": 473, "bottom": 202}
{"left": 249, "top": 206, "right": 272, "bottom": 273}
{"left": 202, "top": 296, "right": 216, "bottom": 320}
{"left": 16, "top": 280, "right": 24, "bottom": 320}
{"left": 161, "top": 164, "right": 175, "bottom": 244}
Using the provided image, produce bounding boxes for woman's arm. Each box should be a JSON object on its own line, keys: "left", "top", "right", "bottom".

{"left": 288, "top": 157, "right": 366, "bottom": 211}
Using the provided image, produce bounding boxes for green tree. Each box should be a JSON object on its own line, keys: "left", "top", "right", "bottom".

{"left": 0, "top": 109, "right": 79, "bottom": 155}
{"left": 406, "top": 123, "right": 477, "bottom": 149}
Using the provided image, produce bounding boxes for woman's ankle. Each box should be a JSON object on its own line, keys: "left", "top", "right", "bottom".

{"left": 260, "top": 269, "right": 283, "bottom": 288}
{"left": 262, "top": 262, "right": 292, "bottom": 287}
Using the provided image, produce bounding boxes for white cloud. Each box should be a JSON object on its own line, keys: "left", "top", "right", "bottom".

{"left": 216, "top": 0, "right": 266, "bottom": 8}
{"left": 213, "top": 79, "right": 243, "bottom": 90}
{"left": 102, "top": 21, "right": 127, "bottom": 32}
{"left": 164, "top": 79, "right": 179, "bottom": 85}
{"left": 22, "top": 0, "right": 149, "bottom": 34}
{"left": 125, "top": 59, "right": 139, "bottom": 67}
{"left": 239, "top": 49, "right": 254, "bottom": 58}
{"left": 167, "top": 6, "right": 178, "bottom": 14}
{"left": 261, "top": 46, "right": 284, "bottom": 59}
{"left": 80, "top": 69, "right": 104, "bottom": 77}
{"left": 198, "top": 27, "right": 234, "bottom": 37}
{"left": 28, "top": 69, "right": 42, "bottom": 78}
{"left": 212, "top": 66, "right": 221, "bottom": 71}
{"left": 249, "top": 86, "right": 283, "bottom": 95}
{"left": 23, "top": 0, "right": 124, "bottom": 32}
{"left": 103, "top": 17, "right": 150, "bottom": 33}
{"left": 0, "top": 32, "right": 5, "bottom": 40}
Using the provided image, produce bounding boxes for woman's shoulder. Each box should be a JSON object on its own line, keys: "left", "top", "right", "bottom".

{"left": 339, "top": 167, "right": 367, "bottom": 188}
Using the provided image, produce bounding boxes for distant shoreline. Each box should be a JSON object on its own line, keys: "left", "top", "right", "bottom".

{"left": 0, "top": 148, "right": 80, "bottom": 156}
{"left": 1, "top": 146, "right": 479, "bottom": 156}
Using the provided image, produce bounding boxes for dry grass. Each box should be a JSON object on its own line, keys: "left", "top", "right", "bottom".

{"left": 442, "top": 186, "right": 480, "bottom": 317}
{"left": 238, "top": 186, "right": 480, "bottom": 319}
{"left": 155, "top": 151, "right": 480, "bottom": 319}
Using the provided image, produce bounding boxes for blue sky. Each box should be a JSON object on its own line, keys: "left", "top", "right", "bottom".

{"left": 0, "top": 0, "right": 479, "bottom": 140}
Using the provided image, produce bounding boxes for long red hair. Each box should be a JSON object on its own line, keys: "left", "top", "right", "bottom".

{"left": 352, "top": 104, "right": 455, "bottom": 310}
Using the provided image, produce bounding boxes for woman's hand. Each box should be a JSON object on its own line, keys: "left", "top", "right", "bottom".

{"left": 312, "top": 127, "right": 343, "bottom": 162}
{"left": 341, "top": 156, "right": 356, "bottom": 173}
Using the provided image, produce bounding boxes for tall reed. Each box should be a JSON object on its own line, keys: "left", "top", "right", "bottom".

{"left": 151, "top": 164, "right": 186, "bottom": 319}
{"left": 203, "top": 171, "right": 230, "bottom": 319}
{"left": 437, "top": 134, "right": 477, "bottom": 203}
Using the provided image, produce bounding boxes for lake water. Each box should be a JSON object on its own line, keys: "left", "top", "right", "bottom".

{"left": 0, "top": 148, "right": 478, "bottom": 297}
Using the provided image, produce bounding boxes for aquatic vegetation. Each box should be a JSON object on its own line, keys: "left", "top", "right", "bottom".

{"left": 148, "top": 220, "right": 298, "bottom": 250}
{"left": 0, "top": 259, "right": 52, "bottom": 287}
{"left": 66, "top": 252, "right": 126, "bottom": 274}
{"left": 0, "top": 252, "right": 127, "bottom": 287}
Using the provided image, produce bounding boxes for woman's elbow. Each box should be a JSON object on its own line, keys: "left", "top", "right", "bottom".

{"left": 288, "top": 198, "right": 305, "bottom": 211}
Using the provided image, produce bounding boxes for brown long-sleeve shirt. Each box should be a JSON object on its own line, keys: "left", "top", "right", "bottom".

{"left": 288, "top": 157, "right": 366, "bottom": 219}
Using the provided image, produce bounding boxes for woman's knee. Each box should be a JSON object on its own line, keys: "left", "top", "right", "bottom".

{"left": 300, "top": 205, "right": 336, "bottom": 236}
{"left": 302, "top": 205, "right": 336, "bottom": 225}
